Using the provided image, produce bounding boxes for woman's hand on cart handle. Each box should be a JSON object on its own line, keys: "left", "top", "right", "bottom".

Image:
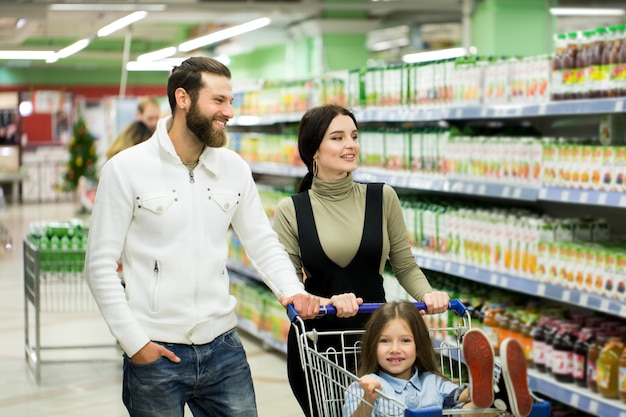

{"left": 421, "top": 291, "right": 450, "bottom": 315}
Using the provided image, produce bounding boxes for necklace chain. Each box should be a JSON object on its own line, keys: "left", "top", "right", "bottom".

{"left": 182, "top": 145, "right": 205, "bottom": 171}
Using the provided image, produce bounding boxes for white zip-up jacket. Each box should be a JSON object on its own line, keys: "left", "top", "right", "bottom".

{"left": 86, "top": 117, "right": 305, "bottom": 357}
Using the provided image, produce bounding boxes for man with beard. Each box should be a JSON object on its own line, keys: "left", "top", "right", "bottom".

{"left": 85, "top": 56, "right": 331, "bottom": 417}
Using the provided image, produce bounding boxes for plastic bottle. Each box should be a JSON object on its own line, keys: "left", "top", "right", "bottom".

{"left": 597, "top": 336, "right": 625, "bottom": 399}
{"left": 609, "top": 25, "right": 623, "bottom": 97}
{"left": 619, "top": 340, "right": 626, "bottom": 403}
{"left": 587, "top": 331, "right": 609, "bottom": 392}
{"left": 576, "top": 30, "right": 591, "bottom": 99}
{"left": 616, "top": 25, "right": 626, "bottom": 97}
{"left": 551, "top": 322, "right": 578, "bottom": 383}
{"left": 573, "top": 327, "right": 594, "bottom": 388}
{"left": 562, "top": 32, "right": 578, "bottom": 100}
{"left": 532, "top": 316, "right": 549, "bottom": 373}
{"left": 521, "top": 317, "right": 535, "bottom": 368}
{"left": 482, "top": 307, "right": 502, "bottom": 354}
{"left": 544, "top": 319, "right": 559, "bottom": 375}
{"left": 551, "top": 33, "right": 566, "bottom": 101}
{"left": 588, "top": 27, "right": 607, "bottom": 98}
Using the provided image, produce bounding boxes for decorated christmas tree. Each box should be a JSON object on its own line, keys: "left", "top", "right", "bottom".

{"left": 61, "top": 116, "right": 98, "bottom": 192}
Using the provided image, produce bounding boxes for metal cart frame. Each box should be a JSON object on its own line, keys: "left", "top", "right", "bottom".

{"left": 23, "top": 239, "right": 119, "bottom": 384}
{"left": 287, "top": 300, "right": 551, "bottom": 417}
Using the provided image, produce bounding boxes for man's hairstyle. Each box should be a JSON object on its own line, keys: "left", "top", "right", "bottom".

{"left": 167, "top": 57, "right": 231, "bottom": 113}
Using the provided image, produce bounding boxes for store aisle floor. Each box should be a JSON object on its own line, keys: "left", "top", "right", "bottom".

{"left": 0, "top": 201, "right": 305, "bottom": 417}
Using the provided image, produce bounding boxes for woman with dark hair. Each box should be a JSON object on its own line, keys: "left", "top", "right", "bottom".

{"left": 274, "top": 104, "right": 450, "bottom": 416}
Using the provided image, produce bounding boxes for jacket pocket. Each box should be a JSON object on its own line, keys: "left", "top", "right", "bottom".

{"left": 138, "top": 192, "right": 176, "bottom": 215}
{"left": 209, "top": 190, "right": 240, "bottom": 212}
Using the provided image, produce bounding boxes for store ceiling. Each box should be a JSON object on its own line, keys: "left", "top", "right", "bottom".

{"left": 1, "top": 0, "right": 625, "bottom": 70}
{"left": 0, "top": 0, "right": 464, "bottom": 70}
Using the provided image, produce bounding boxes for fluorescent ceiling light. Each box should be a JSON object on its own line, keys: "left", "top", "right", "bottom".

{"left": 137, "top": 46, "right": 177, "bottom": 62}
{"left": 549, "top": 7, "right": 625, "bottom": 16}
{"left": 0, "top": 50, "right": 56, "bottom": 60}
{"left": 127, "top": 58, "right": 186, "bottom": 71}
{"left": 402, "top": 47, "right": 470, "bottom": 64}
{"left": 178, "top": 17, "right": 271, "bottom": 52}
{"left": 97, "top": 11, "right": 148, "bottom": 37}
{"left": 56, "top": 38, "right": 91, "bottom": 59}
{"left": 50, "top": 4, "right": 166, "bottom": 12}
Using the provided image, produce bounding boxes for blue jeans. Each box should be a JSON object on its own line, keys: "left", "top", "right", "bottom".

{"left": 122, "top": 328, "right": 258, "bottom": 417}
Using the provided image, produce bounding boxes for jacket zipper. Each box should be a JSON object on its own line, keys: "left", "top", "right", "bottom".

{"left": 189, "top": 170, "right": 195, "bottom": 183}
{"left": 151, "top": 260, "right": 160, "bottom": 312}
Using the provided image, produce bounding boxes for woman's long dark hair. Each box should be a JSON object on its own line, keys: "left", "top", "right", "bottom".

{"left": 358, "top": 301, "right": 442, "bottom": 378}
{"left": 296, "top": 104, "right": 358, "bottom": 192}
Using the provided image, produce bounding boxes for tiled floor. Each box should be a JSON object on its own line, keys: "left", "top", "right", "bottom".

{"left": 0, "top": 201, "right": 304, "bottom": 417}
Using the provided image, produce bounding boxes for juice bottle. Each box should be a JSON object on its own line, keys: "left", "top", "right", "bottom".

{"left": 587, "top": 331, "right": 608, "bottom": 392}
{"left": 482, "top": 307, "right": 502, "bottom": 354}
{"left": 617, "top": 24, "right": 626, "bottom": 97}
{"left": 551, "top": 33, "right": 566, "bottom": 101}
{"left": 619, "top": 340, "right": 626, "bottom": 403}
{"left": 588, "top": 27, "right": 607, "bottom": 98}
{"left": 521, "top": 317, "right": 536, "bottom": 368}
{"left": 562, "top": 32, "right": 578, "bottom": 100}
{"left": 576, "top": 30, "right": 591, "bottom": 99}
{"left": 609, "top": 25, "right": 624, "bottom": 97}
{"left": 597, "top": 336, "right": 625, "bottom": 399}
{"left": 531, "top": 316, "right": 549, "bottom": 373}
{"left": 552, "top": 322, "right": 578, "bottom": 383}
{"left": 602, "top": 26, "right": 615, "bottom": 97}
{"left": 573, "top": 327, "right": 593, "bottom": 387}
{"left": 544, "top": 319, "right": 559, "bottom": 375}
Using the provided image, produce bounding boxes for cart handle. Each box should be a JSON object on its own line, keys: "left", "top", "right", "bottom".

{"left": 287, "top": 299, "right": 466, "bottom": 322}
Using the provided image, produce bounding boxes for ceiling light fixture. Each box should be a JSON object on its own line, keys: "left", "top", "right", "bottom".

{"left": 127, "top": 58, "right": 186, "bottom": 71}
{"left": 137, "top": 46, "right": 177, "bottom": 62}
{"left": 178, "top": 17, "right": 271, "bottom": 53}
{"left": 549, "top": 7, "right": 625, "bottom": 16}
{"left": 56, "top": 38, "right": 92, "bottom": 59}
{"left": 0, "top": 50, "right": 56, "bottom": 60}
{"left": 50, "top": 3, "right": 166, "bottom": 12}
{"left": 97, "top": 11, "right": 148, "bottom": 37}
{"left": 402, "top": 46, "right": 474, "bottom": 64}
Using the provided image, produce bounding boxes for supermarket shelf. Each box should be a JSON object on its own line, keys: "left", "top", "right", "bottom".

{"left": 538, "top": 187, "right": 626, "bottom": 208}
{"left": 247, "top": 162, "right": 626, "bottom": 207}
{"left": 229, "top": 265, "right": 289, "bottom": 354}
{"left": 413, "top": 251, "right": 626, "bottom": 318}
{"left": 232, "top": 98, "right": 626, "bottom": 126}
{"left": 528, "top": 370, "right": 626, "bottom": 417}
{"left": 247, "top": 162, "right": 306, "bottom": 178}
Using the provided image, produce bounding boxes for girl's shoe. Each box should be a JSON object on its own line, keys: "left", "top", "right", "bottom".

{"left": 497, "top": 338, "right": 533, "bottom": 417}
{"left": 462, "top": 328, "right": 495, "bottom": 408}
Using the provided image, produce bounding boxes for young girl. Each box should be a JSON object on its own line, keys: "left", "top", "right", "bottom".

{"left": 343, "top": 301, "right": 533, "bottom": 417}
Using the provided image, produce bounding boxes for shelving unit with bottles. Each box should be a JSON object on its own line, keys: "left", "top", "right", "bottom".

{"left": 226, "top": 91, "right": 626, "bottom": 416}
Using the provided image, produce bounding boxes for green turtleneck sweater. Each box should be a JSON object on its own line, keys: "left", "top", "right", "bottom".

{"left": 273, "top": 173, "right": 433, "bottom": 302}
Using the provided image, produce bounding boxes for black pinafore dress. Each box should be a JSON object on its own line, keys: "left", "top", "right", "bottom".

{"left": 286, "top": 182, "right": 386, "bottom": 417}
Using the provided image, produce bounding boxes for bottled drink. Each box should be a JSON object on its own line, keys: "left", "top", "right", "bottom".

{"left": 597, "top": 336, "right": 625, "bottom": 399}
{"left": 482, "top": 307, "right": 502, "bottom": 354}
{"left": 552, "top": 322, "right": 579, "bottom": 383}
{"left": 521, "top": 318, "right": 535, "bottom": 368}
{"left": 532, "top": 316, "right": 549, "bottom": 373}
{"left": 551, "top": 34, "right": 566, "bottom": 101}
{"left": 587, "top": 331, "right": 609, "bottom": 392}
{"left": 588, "top": 27, "right": 607, "bottom": 98}
{"left": 619, "top": 340, "right": 626, "bottom": 403}
{"left": 573, "top": 327, "right": 594, "bottom": 388}
{"left": 562, "top": 32, "right": 578, "bottom": 100}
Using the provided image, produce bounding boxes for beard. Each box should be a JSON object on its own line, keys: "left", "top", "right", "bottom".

{"left": 186, "top": 103, "right": 227, "bottom": 148}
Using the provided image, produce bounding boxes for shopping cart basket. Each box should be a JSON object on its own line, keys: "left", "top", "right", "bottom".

{"left": 287, "top": 300, "right": 550, "bottom": 417}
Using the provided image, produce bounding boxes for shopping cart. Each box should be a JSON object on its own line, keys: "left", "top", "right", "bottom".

{"left": 287, "top": 300, "right": 550, "bottom": 417}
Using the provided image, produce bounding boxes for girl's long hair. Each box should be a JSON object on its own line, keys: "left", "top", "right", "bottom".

{"left": 357, "top": 301, "right": 442, "bottom": 378}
